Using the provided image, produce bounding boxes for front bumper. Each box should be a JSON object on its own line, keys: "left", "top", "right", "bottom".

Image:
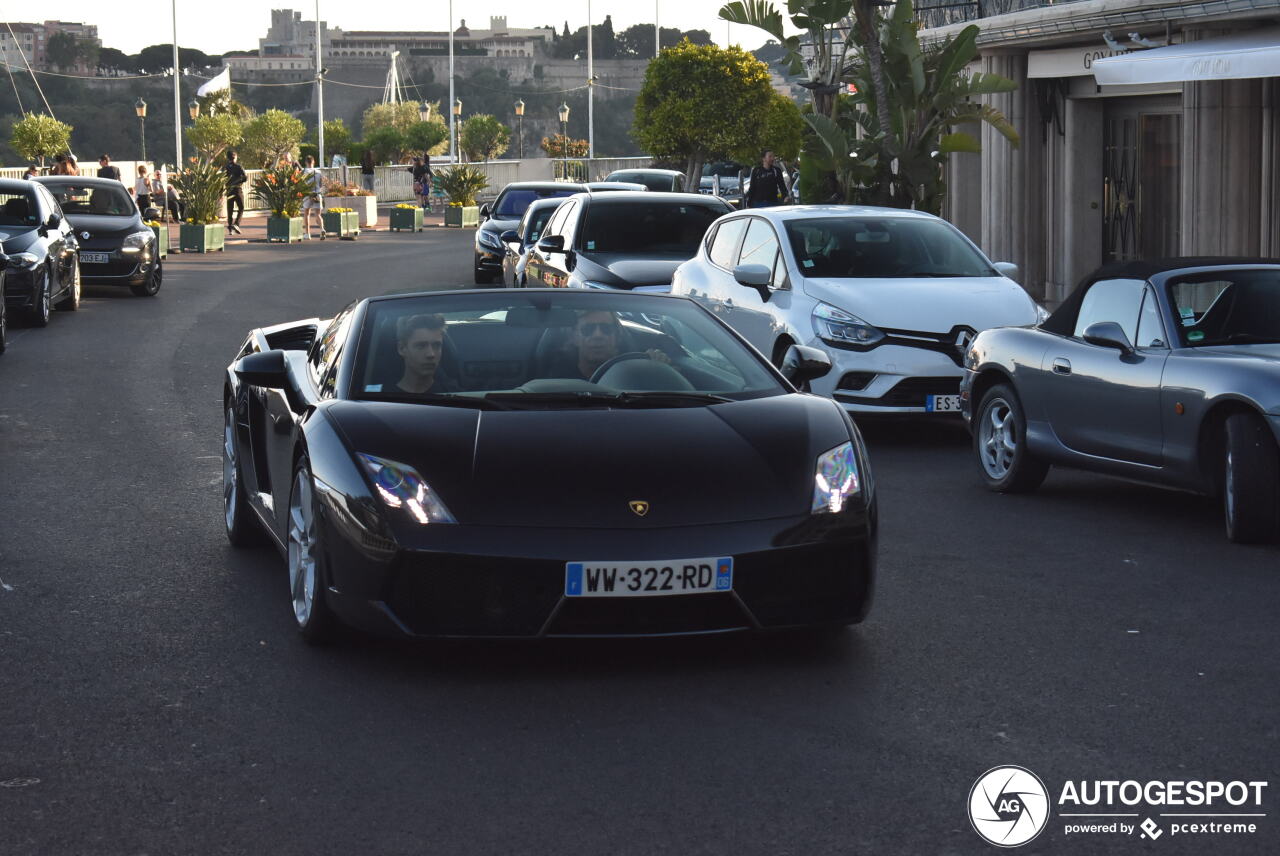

{"left": 808, "top": 342, "right": 965, "bottom": 415}
{"left": 318, "top": 507, "right": 877, "bottom": 638}
{"left": 2, "top": 267, "right": 37, "bottom": 308}
{"left": 79, "top": 245, "right": 156, "bottom": 286}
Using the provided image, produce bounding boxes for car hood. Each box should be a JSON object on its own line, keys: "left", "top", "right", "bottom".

{"left": 64, "top": 213, "right": 144, "bottom": 239}
{"left": 801, "top": 276, "right": 1039, "bottom": 332}
{"left": 0, "top": 227, "right": 40, "bottom": 253}
{"left": 576, "top": 253, "right": 688, "bottom": 288}
{"left": 478, "top": 217, "right": 519, "bottom": 239}
{"left": 328, "top": 394, "right": 849, "bottom": 528}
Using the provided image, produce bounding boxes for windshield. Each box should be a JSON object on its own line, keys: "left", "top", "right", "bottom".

{"left": 0, "top": 191, "right": 39, "bottom": 228}
{"left": 1169, "top": 270, "right": 1280, "bottom": 346}
{"left": 701, "top": 163, "right": 742, "bottom": 179}
{"left": 578, "top": 200, "right": 724, "bottom": 256}
{"left": 42, "top": 183, "right": 136, "bottom": 217}
{"left": 783, "top": 216, "right": 996, "bottom": 279}
{"left": 493, "top": 187, "right": 578, "bottom": 219}
{"left": 352, "top": 292, "right": 783, "bottom": 408}
{"left": 521, "top": 204, "right": 558, "bottom": 244}
{"left": 612, "top": 173, "right": 676, "bottom": 192}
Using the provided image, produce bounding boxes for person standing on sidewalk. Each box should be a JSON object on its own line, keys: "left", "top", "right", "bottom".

{"left": 360, "top": 147, "right": 376, "bottom": 193}
{"left": 301, "top": 155, "right": 324, "bottom": 240}
{"left": 97, "top": 155, "right": 121, "bottom": 181}
{"left": 133, "top": 164, "right": 153, "bottom": 210}
{"left": 744, "top": 149, "right": 788, "bottom": 209}
{"left": 224, "top": 151, "right": 247, "bottom": 234}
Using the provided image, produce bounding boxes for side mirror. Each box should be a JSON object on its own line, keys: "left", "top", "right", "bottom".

{"left": 779, "top": 344, "right": 832, "bottom": 386}
{"left": 45, "top": 213, "right": 61, "bottom": 230}
{"left": 536, "top": 234, "right": 565, "bottom": 254}
{"left": 499, "top": 229, "right": 519, "bottom": 244}
{"left": 733, "top": 263, "right": 773, "bottom": 301}
{"left": 234, "top": 349, "right": 290, "bottom": 389}
{"left": 1082, "top": 321, "right": 1134, "bottom": 356}
{"left": 993, "top": 261, "right": 1019, "bottom": 281}
{"left": 479, "top": 203, "right": 491, "bottom": 219}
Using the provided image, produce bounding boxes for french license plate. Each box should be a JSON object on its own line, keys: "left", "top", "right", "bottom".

{"left": 80, "top": 252, "right": 110, "bottom": 264}
{"left": 565, "top": 557, "right": 733, "bottom": 598}
{"left": 926, "top": 394, "right": 961, "bottom": 412}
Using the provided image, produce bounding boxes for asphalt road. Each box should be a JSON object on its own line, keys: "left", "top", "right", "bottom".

{"left": 1, "top": 226, "right": 1277, "bottom": 856}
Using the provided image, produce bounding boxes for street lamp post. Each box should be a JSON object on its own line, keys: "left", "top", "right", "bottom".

{"left": 558, "top": 102, "right": 570, "bottom": 181}
{"left": 514, "top": 99, "right": 525, "bottom": 160}
{"left": 188, "top": 99, "right": 200, "bottom": 121}
{"left": 452, "top": 98, "right": 463, "bottom": 162}
{"left": 419, "top": 101, "right": 432, "bottom": 124}
{"left": 135, "top": 98, "right": 148, "bottom": 162}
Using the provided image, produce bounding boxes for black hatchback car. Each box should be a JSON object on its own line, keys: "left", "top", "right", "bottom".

{"left": 37, "top": 176, "right": 162, "bottom": 297}
{"left": 0, "top": 177, "right": 80, "bottom": 327}
{"left": 474, "top": 181, "right": 586, "bottom": 284}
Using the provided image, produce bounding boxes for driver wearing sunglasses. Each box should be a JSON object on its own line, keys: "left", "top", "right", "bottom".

{"left": 548, "top": 310, "right": 670, "bottom": 381}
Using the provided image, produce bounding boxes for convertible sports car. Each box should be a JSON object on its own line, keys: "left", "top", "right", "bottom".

{"left": 224, "top": 289, "right": 877, "bottom": 642}
{"left": 961, "top": 258, "right": 1280, "bottom": 543}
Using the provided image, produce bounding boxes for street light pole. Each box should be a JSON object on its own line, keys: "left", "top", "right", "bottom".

{"left": 558, "top": 102, "right": 570, "bottom": 181}
{"left": 316, "top": 0, "right": 325, "bottom": 169}
{"left": 172, "top": 0, "right": 181, "bottom": 167}
{"left": 586, "top": 0, "right": 594, "bottom": 160}
{"left": 514, "top": 99, "right": 525, "bottom": 160}
{"left": 448, "top": 0, "right": 456, "bottom": 164}
{"left": 135, "top": 98, "right": 148, "bottom": 162}
{"left": 452, "top": 98, "right": 463, "bottom": 162}
{"left": 655, "top": 1, "right": 659, "bottom": 58}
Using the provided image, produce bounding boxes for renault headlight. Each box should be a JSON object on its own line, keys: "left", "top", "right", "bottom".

{"left": 812, "top": 442, "right": 860, "bottom": 514}
{"left": 121, "top": 231, "right": 153, "bottom": 254}
{"left": 357, "top": 453, "right": 456, "bottom": 525}
{"left": 8, "top": 252, "right": 40, "bottom": 269}
{"left": 812, "top": 303, "right": 884, "bottom": 347}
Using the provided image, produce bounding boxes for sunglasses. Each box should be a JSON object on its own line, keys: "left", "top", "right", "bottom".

{"left": 578, "top": 322, "right": 618, "bottom": 336}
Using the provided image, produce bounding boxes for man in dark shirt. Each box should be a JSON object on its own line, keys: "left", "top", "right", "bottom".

{"left": 546, "top": 310, "right": 669, "bottom": 380}
{"left": 97, "top": 155, "right": 121, "bottom": 181}
{"left": 224, "top": 151, "right": 247, "bottom": 234}
{"left": 745, "top": 149, "right": 788, "bottom": 209}
{"left": 394, "top": 313, "right": 458, "bottom": 394}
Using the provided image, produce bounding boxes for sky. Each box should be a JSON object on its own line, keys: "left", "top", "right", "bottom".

{"left": 41, "top": 0, "right": 784, "bottom": 57}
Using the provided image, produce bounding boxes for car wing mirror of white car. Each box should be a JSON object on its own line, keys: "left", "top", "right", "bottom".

{"left": 734, "top": 263, "right": 774, "bottom": 300}
{"left": 993, "top": 261, "right": 1019, "bottom": 281}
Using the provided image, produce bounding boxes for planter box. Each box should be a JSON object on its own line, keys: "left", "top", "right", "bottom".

{"left": 325, "top": 195, "right": 377, "bottom": 228}
{"left": 179, "top": 223, "right": 226, "bottom": 254}
{"left": 444, "top": 205, "right": 480, "bottom": 228}
{"left": 150, "top": 224, "right": 169, "bottom": 259}
{"left": 389, "top": 207, "right": 424, "bottom": 232}
{"left": 267, "top": 216, "right": 304, "bottom": 243}
{"left": 322, "top": 210, "right": 360, "bottom": 240}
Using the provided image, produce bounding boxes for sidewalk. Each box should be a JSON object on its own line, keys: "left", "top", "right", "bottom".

{"left": 157, "top": 203, "right": 450, "bottom": 251}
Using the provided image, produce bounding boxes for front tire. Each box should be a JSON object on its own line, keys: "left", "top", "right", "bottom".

{"left": 56, "top": 263, "right": 80, "bottom": 311}
{"left": 288, "top": 456, "right": 337, "bottom": 644}
{"left": 974, "top": 384, "right": 1049, "bottom": 493}
{"left": 131, "top": 258, "right": 162, "bottom": 297}
{"left": 27, "top": 269, "right": 51, "bottom": 327}
{"left": 1223, "top": 412, "right": 1279, "bottom": 544}
{"left": 223, "top": 402, "right": 264, "bottom": 547}
{"left": 0, "top": 283, "right": 7, "bottom": 354}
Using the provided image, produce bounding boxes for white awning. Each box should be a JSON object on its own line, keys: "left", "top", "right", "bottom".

{"left": 1093, "top": 29, "right": 1280, "bottom": 85}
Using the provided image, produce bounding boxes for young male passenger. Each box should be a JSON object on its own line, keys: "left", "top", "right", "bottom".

{"left": 395, "top": 314, "right": 458, "bottom": 394}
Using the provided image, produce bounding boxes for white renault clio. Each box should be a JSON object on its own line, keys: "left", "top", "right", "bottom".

{"left": 671, "top": 205, "right": 1045, "bottom": 415}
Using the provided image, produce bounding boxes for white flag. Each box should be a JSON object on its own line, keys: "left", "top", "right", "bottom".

{"left": 197, "top": 67, "right": 231, "bottom": 97}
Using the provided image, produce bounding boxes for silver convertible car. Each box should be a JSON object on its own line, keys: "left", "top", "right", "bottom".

{"left": 961, "top": 258, "right": 1280, "bottom": 543}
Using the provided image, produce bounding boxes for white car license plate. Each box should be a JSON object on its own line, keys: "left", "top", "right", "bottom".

{"left": 564, "top": 557, "right": 733, "bottom": 598}
{"left": 80, "top": 252, "right": 110, "bottom": 264}
{"left": 927, "top": 394, "right": 961, "bottom": 412}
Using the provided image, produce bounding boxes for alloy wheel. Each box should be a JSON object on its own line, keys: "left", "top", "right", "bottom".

{"left": 287, "top": 469, "right": 318, "bottom": 627}
{"left": 223, "top": 406, "right": 238, "bottom": 532}
{"left": 979, "top": 397, "right": 1018, "bottom": 479}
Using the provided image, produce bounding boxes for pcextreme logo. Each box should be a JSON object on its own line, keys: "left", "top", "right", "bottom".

{"left": 968, "top": 767, "right": 1269, "bottom": 847}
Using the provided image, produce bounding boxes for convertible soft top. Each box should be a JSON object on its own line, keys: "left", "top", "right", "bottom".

{"left": 1042, "top": 257, "right": 1280, "bottom": 336}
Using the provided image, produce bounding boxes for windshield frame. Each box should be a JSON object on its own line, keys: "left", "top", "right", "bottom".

{"left": 781, "top": 214, "right": 998, "bottom": 280}
{"left": 1164, "top": 268, "right": 1280, "bottom": 348}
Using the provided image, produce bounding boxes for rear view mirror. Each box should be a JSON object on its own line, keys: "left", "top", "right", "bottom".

{"left": 499, "top": 230, "right": 519, "bottom": 243}
{"left": 779, "top": 344, "right": 832, "bottom": 386}
{"left": 504, "top": 306, "right": 579, "bottom": 328}
{"left": 536, "top": 234, "right": 565, "bottom": 254}
{"left": 45, "top": 213, "right": 61, "bottom": 230}
{"left": 1082, "top": 321, "right": 1134, "bottom": 356}
{"left": 479, "top": 203, "right": 491, "bottom": 219}
{"left": 234, "top": 349, "right": 290, "bottom": 388}
{"left": 733, "top": 263, "right": 772, "bottom": 288}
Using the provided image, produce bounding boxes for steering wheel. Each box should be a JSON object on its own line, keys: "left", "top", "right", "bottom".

{"left": 589, "top": 352, "right": 650, "bottom": 384}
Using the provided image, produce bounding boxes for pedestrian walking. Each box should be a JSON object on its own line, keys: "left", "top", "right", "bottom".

{"left": 97, "top": 155, "right": 121, "bottom": 181}
{"left": 301, "top": 155, "right": 324, "bottom": 239}
{"left": 409, "top": 156, "right": 431, "bottom": 208}
{"left": 744, "top": 149, "right": 788, "bottom": 209}
{"left": 360, "top": 147, "right": 376, "bottom": 193}
{"left": 133, "top": 164, "right": 152, "bottom": 210}
{"left": 224, "top": 151, "right": 247, "bottom": 234}
{"left": 65, "top": 154, "right": 80, "bottom": 176}
{"left": 51, "top": 153, "right": 69, "bottom": 175}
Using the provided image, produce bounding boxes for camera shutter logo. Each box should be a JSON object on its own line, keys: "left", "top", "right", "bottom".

{"left": 968, "top": 766, "right": 1050, "bottom": 847}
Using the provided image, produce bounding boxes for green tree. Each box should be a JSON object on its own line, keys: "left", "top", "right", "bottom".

{"left": 11, "top": 113, "right": 73, "bottom": 165}
{"left": 540, "top": 134, "right": 589, "bottom": 158}
{"left": 732, "top": 92, "right": 803, "bottom": 163}
{"left": 459, "top": 114, "right": 510, "bottom": 162}
{"left": 361, "top": 101, "right": 419, "bottom": 138}
{"left": 633, "top": 41, "right": 774, "bottom": 190}
{"left": 308, "top": 118, "right": 352, "bottom": 157}
{"left": 405, "top": 120, "right": 449, "bottom": 156}
{"left": 186, "top": 113, "right": 244, "bottom": 160}
{"left": 363, "top": 125, "right": 406, "bottom": 163}
{"left": 240, "top": 108, "right": 306, "bottom": 167}
{"left": 46, "top": 32, "right": 81, "bottom": 70}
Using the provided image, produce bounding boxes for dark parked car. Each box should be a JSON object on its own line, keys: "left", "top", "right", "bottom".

{"left": 37, "top": 176, "right": 162, "bottom": 296}
{"left": 223, "top": 289, "right": 875, "bottom": 642}
{"left": 523, "top": 192, "right": 732, "bottom": 291}
{"left": 604, "top": 169, "right": 685, "bottom": 192}
{"left": 499, "top": 196, "right": 564, "bottom": 287}
{"left": 474, "top": 181, "right": 586, "bottom": 284}
{"left": 0, "top": 178, "right": 80, "bottom": 326}
{"left": 583, "top": 181, "right": 646, "bottom": 193}
{"left": 962, "top": 258, "right": 1280, "bottom": 543}
{"left": 699, "top": 162, "right": 747, "bottom": 208}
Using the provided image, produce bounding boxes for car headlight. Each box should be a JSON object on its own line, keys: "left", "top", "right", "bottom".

{"left": 812, "top": 303, "right": 885, "bottom": 347}
{"left": 8, "top": 252, "right": 40, "bottom": 269}
{"left": 356, "top": 453, "right": 456, "bottom": 525}
{"left": 477, "top": 230, "right": 504, "bottom": 251}
{"left": 121, "top": 231, "right": 154, "bottom": 254}
{"left": 812, "top": 442, "right": 860, "bottom": 514}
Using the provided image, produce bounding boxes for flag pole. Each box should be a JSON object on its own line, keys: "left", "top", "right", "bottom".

{"left": 172, "top": 0, "right": 181, "bottom": 167}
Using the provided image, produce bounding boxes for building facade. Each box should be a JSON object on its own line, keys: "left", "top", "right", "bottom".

{"left": 923, "top": 0, "right": 1280, "bottom": 304}
{"left": 0, "top": 20, "right": 99, "bottom": 72}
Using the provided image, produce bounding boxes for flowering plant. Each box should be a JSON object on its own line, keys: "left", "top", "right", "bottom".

{"left": 437, "top": 165, "right": 488, "bottom": 206}
{"left": 393, "top": 202, "right": 417, "bottom": 209}
{"left": 253, "top": 164, "right": 313, "bottom": 218}
{"left": 143, "top": 220, "right": 163, "bottom": 228}
{"left": 323, "top": 180, "right": 374, "bottom": 197}
{"left": 170, "top": 158, "right": 227, "bottom": 225}
{"left": 325, "top": 207, "right": 354, "bottom": 213}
